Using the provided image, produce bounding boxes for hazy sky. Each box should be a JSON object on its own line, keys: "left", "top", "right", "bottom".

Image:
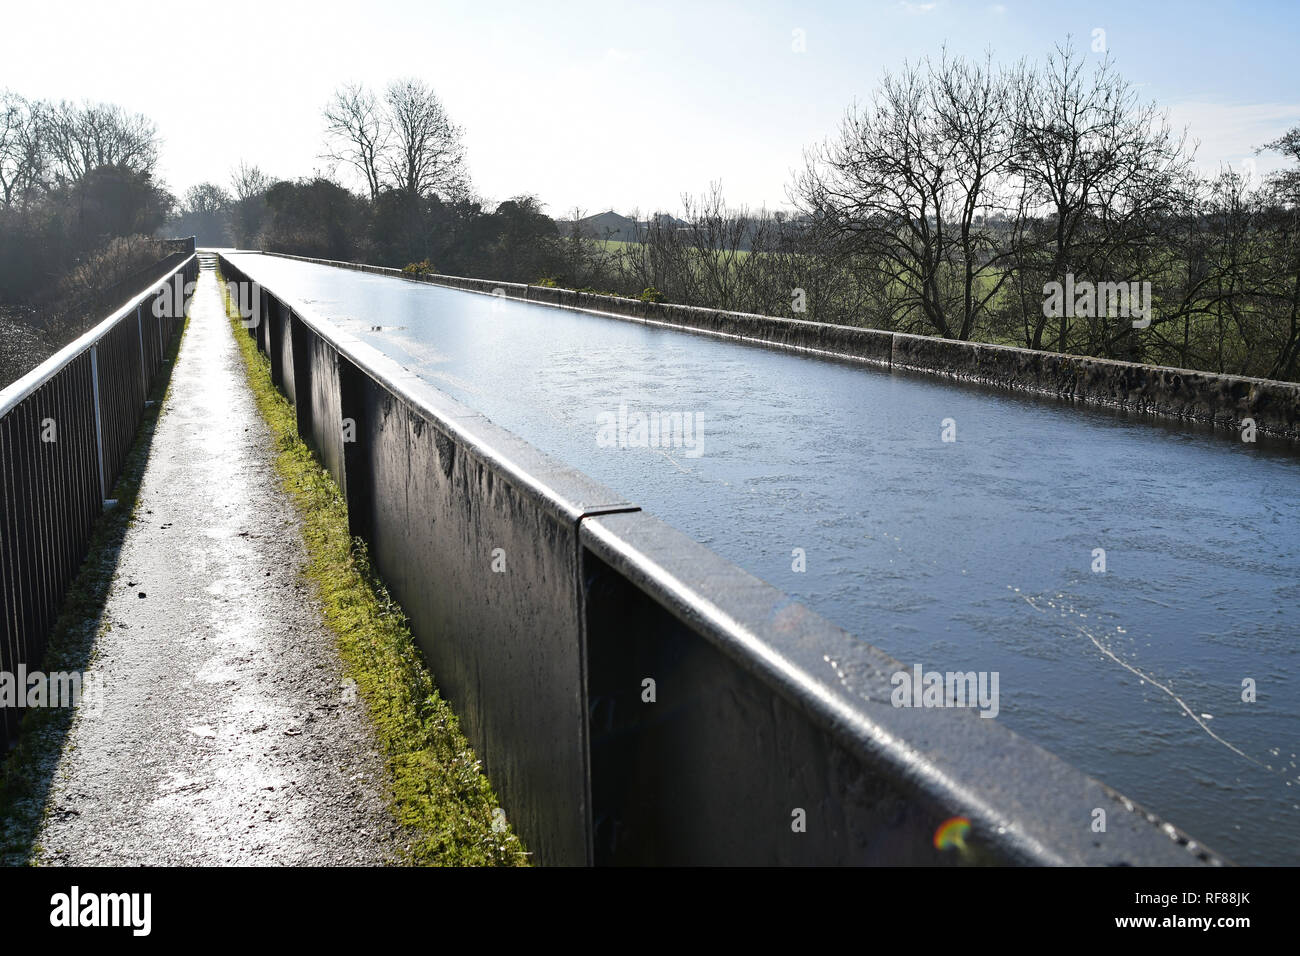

{"left": 5, "top": 0, "right": 1298, "bottom": 215}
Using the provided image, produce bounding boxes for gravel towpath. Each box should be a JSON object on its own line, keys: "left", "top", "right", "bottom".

{"left": 31, "top": 260, "right": 401, "bottom": 865}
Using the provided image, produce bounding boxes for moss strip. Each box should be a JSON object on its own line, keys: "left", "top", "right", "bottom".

{"left": 218, "top": 269, "right": 527, "bottom": 866}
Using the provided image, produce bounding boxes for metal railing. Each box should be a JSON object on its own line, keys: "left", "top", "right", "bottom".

{"left": 0, "top": 253, "right": 198, "bottom": 744}
{"left": 220, "top": 250, "right": 1226, "bottom": 866}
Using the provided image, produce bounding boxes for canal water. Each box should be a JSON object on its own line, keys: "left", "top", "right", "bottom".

{"left": 226, "top": 253, "right": 1300, "bottom": 865}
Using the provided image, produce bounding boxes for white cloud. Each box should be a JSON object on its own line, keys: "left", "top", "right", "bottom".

{"left": 1167, "top": 100, "right": 1300, "bottom": 176}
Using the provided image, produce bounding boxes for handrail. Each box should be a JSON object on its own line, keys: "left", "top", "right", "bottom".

{"left": 0, "top": 254, "right": 198, "bottom": 418}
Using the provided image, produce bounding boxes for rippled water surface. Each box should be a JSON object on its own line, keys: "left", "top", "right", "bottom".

{"left": 228, "top": 253, "right": 1300, "bottom": 864}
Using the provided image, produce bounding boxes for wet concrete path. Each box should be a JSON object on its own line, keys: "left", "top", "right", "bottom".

{"left": 30, "top": 261, "right": 401, "bottom": 864}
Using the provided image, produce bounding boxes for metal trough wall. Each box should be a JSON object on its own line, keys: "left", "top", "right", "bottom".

{"left": 219, "top": 251, "right": 1223, "bottom": 866}
{"left": 0, "top": 253, "right": 198, "bottom": 744}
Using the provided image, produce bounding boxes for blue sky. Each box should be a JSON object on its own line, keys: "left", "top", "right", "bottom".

{"left": 4, "top": 0, "right": 1298, "bottom": 215}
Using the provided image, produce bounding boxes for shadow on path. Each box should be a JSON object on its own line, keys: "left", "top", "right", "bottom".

{"left": 0, "top": 294, "right": 186, "bottom": 864}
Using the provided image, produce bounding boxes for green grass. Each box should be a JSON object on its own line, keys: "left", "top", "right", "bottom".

{"left": 219, "top": 269, "right": 528, "bottom": 867}
{"left": 585, "top": 238, "right": 642, "bottom": 255}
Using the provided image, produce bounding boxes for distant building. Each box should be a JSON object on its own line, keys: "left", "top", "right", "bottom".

{"left": 556, "top": 210, "right": 688, "bottom": 242}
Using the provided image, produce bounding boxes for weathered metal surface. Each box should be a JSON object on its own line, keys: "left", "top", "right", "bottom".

{"left": 581, "top": 510, "right": 1224, "bottom": 865}
{"left": 289, "top": 317, "right": 347, "bottom": 493}
{"left": 269, "top": 295, "right": 296, "bottom": 403}
{"left": 348, "top": 366, "right": 599, "bottom": 863}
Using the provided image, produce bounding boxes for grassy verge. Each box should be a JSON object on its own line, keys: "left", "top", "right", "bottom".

{"left": 0, "top": 308, "right": 189, "bottom": 865}
{"left": 218, "top": 269, "right": 527, "bottom": 866}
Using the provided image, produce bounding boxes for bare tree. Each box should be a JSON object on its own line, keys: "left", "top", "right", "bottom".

{"left": 45, "top": 100, "right": 159, "bottom": 183}
{"left": 0, "top": 92, "right": 27, "bottom": 207}
{"left": 1106, "top": 155, "right": 1300, "bottom": 380}
{"left": 556, "top": 206, "right": 624, "bottom": 288}
{"left": 383, "top": 77, "right": 467, "bottom": 199}
{"left": 681, "top": 185, "right": 755, "bottom": 310}
{"left": 625, "top": 206, "right": 694, "bottom": 303}
{"left": 929, "top": 52, "right": 1024, "bottom": 340}
{"left": 795, "top": 53, "right": 1020, "bottom": 339}
{"left": 0, "top": 91, "right": 49, "bottom": 208}
{"left": 183, "top": 182, "right": 231, "bottom": 216}
{"left": 228, "top": 162, "right": 271, "bottom": 247}
{"left": 231, "top": 161, "right": 270, "bottom": 202}
{"left": 322, "top": 83, "right": 388, "bottom": 202}
{"left": 1262, "top": 127, "right": 1300, "bottom": 207}
{"left": 1011, "top": 44, "right": 1194, "bottom": 350}
{"left": 1260, "top": 128, "right": 1300, "bottom": 378}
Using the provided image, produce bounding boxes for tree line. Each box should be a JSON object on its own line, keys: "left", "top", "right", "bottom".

{"left": 171, "top": 76, "right": 567, "bottom": 283}
{"left": 0, "top": 93, "right": 172, "bottom": 304}
{"left": 208, "top": 50, "right": 1291, "bottom": 383}
{"left": 598, "top": 46, "right": 1299, "bottom": 382}
{"left": 786, "top": 45, "right": 1300, "bottom": 380}
{"left": 5, "top": 42, "right": 1299, "bottom": 385}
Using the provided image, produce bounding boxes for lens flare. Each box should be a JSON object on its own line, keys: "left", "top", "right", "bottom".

{"left": 934, "top": 816, "right": 971, "bottom": 852}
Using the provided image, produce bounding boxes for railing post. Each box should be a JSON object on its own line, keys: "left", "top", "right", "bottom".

{"left": 89, "top": 344, "right": 107, "bottom": 505}
{"left": 136, "top": 304, "right": 147, "bottom": 398}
